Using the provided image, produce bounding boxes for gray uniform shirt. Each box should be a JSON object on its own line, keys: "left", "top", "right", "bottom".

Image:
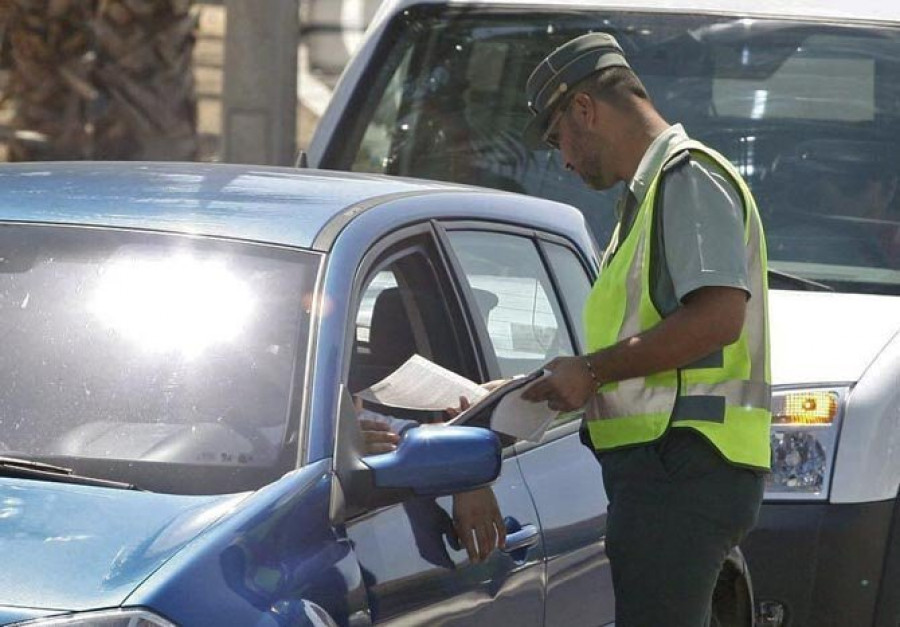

{"left": 615, "top": 125, "right": 749, "bottom": 315}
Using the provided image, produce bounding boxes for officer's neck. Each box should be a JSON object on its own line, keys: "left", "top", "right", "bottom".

{"left": 615, "top": 108, "right": 671, "bottom": 184}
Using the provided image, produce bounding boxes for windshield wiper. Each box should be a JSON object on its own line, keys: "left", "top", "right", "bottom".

{"left": 768, "top": 269, "right": 834, "bottom": 292}
{"left": 0, "top": 456, "right": 138, "bottom": 490}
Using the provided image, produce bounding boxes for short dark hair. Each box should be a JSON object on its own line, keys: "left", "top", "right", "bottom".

{"left": 577, "top": 66, "right": 650, "bottom": 108}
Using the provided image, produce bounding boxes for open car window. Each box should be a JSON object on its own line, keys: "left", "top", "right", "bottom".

{"left": 338, "top": 8, "right": 900, "bottom": 295}
{"left": 348, "top": 243, "right": 476, "bottom": 425}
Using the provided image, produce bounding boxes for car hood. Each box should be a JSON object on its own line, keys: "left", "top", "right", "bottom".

{"left": 0, "top": 477, "right": 245, "bottom": 613}
{"left": 770, "top": 290, "right": 900, "bottom": 385}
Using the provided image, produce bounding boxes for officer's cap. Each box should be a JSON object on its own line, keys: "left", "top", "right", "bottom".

{"left": 523, "top": 33, "right": 630, "bottom": 149}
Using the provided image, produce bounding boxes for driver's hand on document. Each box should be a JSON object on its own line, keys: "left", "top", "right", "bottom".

{"left": 444, "top": 378, "right": 511, "bottom": 419}
{"left": 481, "top": 378, "right": 510, "bottom": 392}
{"left": 443, "top": 395, "right": 471, "bottom": 419}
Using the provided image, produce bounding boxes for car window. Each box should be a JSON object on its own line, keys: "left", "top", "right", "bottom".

{"left": 348, "top": 246, "right": 474, "bottom": 422}
{"left": 543, "top": 241, "right": 593, "bottom": 353}
{"left": 447, "top": 231, "right": 575, "bottom": 379}
{"left": 355, "top": 269, "right": 398, "bottom": 345}
{"left": 335, "top": 8, "right": 900, "bottom": 295}
{"left": 0, "top": 224, "right": 316, "bottom": 494}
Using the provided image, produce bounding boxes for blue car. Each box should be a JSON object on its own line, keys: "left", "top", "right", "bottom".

{"left": 0, "top": 162, "right": 748, "bottom": 626}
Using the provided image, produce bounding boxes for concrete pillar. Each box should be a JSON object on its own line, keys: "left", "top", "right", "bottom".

{"left": 222, "top": 0, "right": 299, "bottom": 166}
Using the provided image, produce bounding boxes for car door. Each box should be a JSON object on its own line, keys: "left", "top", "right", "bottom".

{"left": 438, "top": 224, "right": 615, "bottom": 627}
{"left": 341, "top": 224, "right": 545, "bottom": 626}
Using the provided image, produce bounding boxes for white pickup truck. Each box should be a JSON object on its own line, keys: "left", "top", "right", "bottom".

{"left": 307, "top": 1, "right": 900, "bottom": 625}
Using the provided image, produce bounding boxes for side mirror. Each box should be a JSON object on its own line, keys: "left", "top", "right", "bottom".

{"left": 363, "top": 425, "right": 501, "bottom": 496}
{"left": 331, "top": 386, "right": 502, "bottom": 521}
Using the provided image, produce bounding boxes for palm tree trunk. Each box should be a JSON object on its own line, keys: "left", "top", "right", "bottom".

{"left": 1, "top": 0, "right": 96, "bottom": 160}
{"left": 0, "top": 0, "right": 198, "bottom": 162}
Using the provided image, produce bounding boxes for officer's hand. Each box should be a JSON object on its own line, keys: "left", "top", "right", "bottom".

{"left": 521, "top": 356, "right": 595, "bottom": 412}
{"left": 452, "top": 486, "right": 506, "bottom": 563}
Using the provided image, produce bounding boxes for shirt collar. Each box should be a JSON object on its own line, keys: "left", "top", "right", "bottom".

{"left": 628, "top": 124, "right": 689, "bottom": 205}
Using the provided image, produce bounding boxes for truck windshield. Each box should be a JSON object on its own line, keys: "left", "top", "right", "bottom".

{"left": 0, "top": 224, "right": 317, "bottom": 494}
{"left": 338, "top": 7, "right": 900, "bottom": 295}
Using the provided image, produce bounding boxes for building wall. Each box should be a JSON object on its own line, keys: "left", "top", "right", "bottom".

{"left": 199, "top": 0, "right": 380, "bottom": 160}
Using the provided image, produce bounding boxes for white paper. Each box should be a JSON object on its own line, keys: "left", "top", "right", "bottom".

{"left": 446, "top": 369, "right": 558, "bottom": 442}
{"left": 356, "top": 354, "right": 488, "bottom": 411}
{"left": 489, "top": 371, "right": 557, "bottom": 442}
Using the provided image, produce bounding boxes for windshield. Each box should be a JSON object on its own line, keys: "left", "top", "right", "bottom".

{"left": 336, "top": 7, "right": 900, "bottom": 295}
{"left": 0, "top": 224, "right": 317, "bottom": 494}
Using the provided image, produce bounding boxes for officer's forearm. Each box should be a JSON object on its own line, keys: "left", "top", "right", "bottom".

{"left": 589, "top": 286, "right": 747, "bottom": 384}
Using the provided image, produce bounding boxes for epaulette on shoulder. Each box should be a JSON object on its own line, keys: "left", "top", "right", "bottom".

{"left": 661, "top": 149, "right": 691, "bottom": 174}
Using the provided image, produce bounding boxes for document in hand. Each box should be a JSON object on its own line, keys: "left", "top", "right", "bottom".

{"left": 449, "top": 370, "right": 558, "bottom": 442}
{"left": 355, "top": 354, "right": 489, "bottom": 411}
{"left": 355, "top": 354, "right": 558, "bottom": 441}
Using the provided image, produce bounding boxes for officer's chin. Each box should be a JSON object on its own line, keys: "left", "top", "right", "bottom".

{"left": 567, "top": 161, "right": 608, "bottom": 191}
{"left": 585, "top": 173, "right": 612, "bottom": 191}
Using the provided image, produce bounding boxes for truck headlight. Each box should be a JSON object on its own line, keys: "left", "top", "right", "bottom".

{"left": 766, "top": 386, "right": 847, "bottom": 501}
{"left": 11, "top": 609, "right": 176, "bottom": 627}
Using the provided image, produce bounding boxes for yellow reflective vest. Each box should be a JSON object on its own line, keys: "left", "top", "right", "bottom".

{"left": 583, "top": 139, "right": 772, "bottom": 470}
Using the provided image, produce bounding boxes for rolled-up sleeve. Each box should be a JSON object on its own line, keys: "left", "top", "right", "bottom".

{"left": 662, "top": 159, "right": 750, "bottom": 303}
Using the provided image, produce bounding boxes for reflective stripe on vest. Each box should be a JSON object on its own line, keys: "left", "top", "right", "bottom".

{"left": 583, "top": 139, "right": 772, "bottom": 470}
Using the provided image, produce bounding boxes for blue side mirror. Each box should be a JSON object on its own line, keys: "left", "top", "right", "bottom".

{"left": 362, "top": 426, "right": 501, "bottom": 496}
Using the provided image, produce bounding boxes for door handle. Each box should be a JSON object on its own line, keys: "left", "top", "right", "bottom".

{"left": 501, "top": 523, "right": 539, "bottom": 553}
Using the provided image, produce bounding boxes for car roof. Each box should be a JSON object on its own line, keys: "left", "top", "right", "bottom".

{"left": 0, "top": 162, "right": 476, "bottom": 249}
{"left": 374, "top": 0, "right": 900, "bottom": 25}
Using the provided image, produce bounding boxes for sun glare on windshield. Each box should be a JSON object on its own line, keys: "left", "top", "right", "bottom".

{"left": 90, "top": 255, "right": 256, "bottom": 358}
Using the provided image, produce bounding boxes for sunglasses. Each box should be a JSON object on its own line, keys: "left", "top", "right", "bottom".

{"left": 541, "top": 95, "right": 573, "bottom": 150}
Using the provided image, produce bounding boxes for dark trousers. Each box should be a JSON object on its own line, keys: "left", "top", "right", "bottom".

{"left": 595, "top": 428, "right": 765, "bottom": 627}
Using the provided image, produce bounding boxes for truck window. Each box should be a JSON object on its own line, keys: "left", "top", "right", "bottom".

{"left": 335, "top": 8, "right": 900, "bottom": 296}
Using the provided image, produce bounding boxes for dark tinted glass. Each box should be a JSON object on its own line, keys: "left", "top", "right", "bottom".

{"left": 345, "top": 8, "right": 900, "bottom": 294}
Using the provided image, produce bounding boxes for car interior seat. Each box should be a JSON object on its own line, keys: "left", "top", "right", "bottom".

{"left": 349, "top": 286, "right": 419, "bottom": 394}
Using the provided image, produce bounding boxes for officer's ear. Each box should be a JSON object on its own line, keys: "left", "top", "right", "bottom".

{"left": 571, "top": 91, "right": 608, "bottom": 132}
{"left": 569, "top": 92, "right": 594, "bottom": 126}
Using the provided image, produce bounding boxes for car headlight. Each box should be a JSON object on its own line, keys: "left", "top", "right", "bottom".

{"left": 11, "top": 609, "right": 176, "bottom": 627}
{"left": 766, "top": 386, "right": 847, "bottom": 501}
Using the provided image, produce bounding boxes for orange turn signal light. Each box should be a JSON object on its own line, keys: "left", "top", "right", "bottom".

{"left": 772, "top": 391, "right": 838, "bottom": 425}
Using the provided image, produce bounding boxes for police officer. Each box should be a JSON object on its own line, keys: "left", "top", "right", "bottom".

{"left": 520, "top": 33, "right": 771, "bottom": 627}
